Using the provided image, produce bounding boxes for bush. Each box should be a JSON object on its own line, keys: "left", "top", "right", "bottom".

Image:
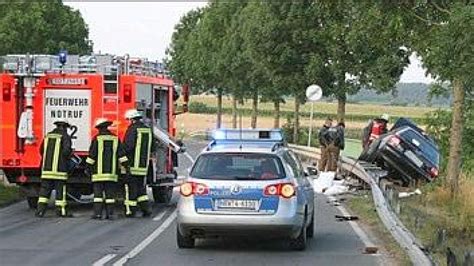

{"left": 425, "top": 98, "right": 473, "bottom": 173}
{"left": 188, "top": 102, "right": 212, "bottom": 113}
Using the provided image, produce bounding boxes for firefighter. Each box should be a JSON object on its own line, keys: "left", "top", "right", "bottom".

{"left": 86, "top": 118, "right": 129, "bottom": 220}
{"left": 362, "top": 114, "right": 390, "bottom": 149}
{"left": 36, "top": 120, "right": 73, "bottom": 218}
{"left": 122, "top": 109, "right": 156, "bottom": 218}
{"left": 318, "top": 118, "right": 333, "bottom": 172}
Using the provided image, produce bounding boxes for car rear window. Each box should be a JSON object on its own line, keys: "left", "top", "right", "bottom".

{"left": 190, "top": 153, "right": 285, "bottom": 180}
{"left": 400, "top": 130, "right": 440, "bottom": 165}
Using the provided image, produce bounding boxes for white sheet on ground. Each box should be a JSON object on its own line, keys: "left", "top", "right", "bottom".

{"left": 313, "top": 171, "right": 350, "bottom": 196}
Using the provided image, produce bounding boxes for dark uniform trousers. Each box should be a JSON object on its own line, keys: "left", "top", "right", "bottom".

{"left": 124, "top": 175, "right": 150, "bottom": 216}
{"left": 37, "top": 179, "right": 68, "bottom": 216}
{"left": 93, "top": 181, "right": 116, "bottom": 217}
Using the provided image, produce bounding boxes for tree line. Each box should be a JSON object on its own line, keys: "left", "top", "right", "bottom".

{"left": 0, "top": 0, "right": 92, "bottom": 55}
{"left": 166, "top": 1, "right": 473, "bottom": 196}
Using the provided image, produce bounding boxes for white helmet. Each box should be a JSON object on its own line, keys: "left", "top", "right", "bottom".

{"left": 124, "top": 109, "right": 142, "bottom": 120}
{"left": 94, "top": 118, "right": 112, "bottom": 128}
{"left": 381, "top": 113, "right": 390, "bottom": 121}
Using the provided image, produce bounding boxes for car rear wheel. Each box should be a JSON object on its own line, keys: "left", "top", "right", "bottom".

{"left": 306, "top": 212, "right": 314, "bottom": 238}
{"left": 177, "top": 226, "right": 195, "bottom": 249}
{"left": 289, "top": 223, "right": 307, "bottom": 251}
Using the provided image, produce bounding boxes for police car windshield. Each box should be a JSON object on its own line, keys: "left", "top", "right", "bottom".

{"left": 190, "top": 153, "right": 285, "bottom": 180}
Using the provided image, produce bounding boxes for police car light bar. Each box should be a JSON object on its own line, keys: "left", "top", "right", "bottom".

{"left": 211, "top": 129, "right": 284, "bottom": 142}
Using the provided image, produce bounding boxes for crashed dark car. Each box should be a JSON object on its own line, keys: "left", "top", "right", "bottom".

{"left": 359, "top": 118, "right": 440, "bottom": 185}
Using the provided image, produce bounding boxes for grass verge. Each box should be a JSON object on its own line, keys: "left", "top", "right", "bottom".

{"left": 346, "top": 192, "right": 411, "bottom": 266}
{"left": 398, "top": 176, "right": 474, "bottom": 265}
{"left": 0, "top": 183, "right": 21, "bottom": 207}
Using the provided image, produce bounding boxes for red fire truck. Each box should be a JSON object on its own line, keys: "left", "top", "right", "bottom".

{"left": 0, "top": 54, "right": 189, "bottom": 208}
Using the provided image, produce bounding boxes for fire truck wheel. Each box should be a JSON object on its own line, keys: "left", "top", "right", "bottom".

{"left": 27, "top": 197, "right": 38, "bottom": 209}
{"left": 153, "top": 187, "right": 172, "bottom": 204}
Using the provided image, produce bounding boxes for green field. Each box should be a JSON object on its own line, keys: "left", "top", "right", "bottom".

{"left": 342, "top": 139, "right": 363, "bottom": 158}
{"left": 191, "top": 95, "right": 438, "bottom": 121}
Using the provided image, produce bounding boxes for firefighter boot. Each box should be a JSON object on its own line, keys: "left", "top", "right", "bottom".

{"left": 139, "top": 201, "right": 152, "bottom": 218}
{"left": 35, "top": 203, "right": 47, "bottom": 218}
{"left": 92, "top": 203, "right": 102, "bottom": 219}
{"left": 105, "top": 204, "right": 115, "bottom": 220}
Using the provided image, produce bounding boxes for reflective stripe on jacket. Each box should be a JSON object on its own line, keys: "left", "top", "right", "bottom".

{"left": 41, "top": 133, "right": 69, "bottom": 180}
{"left": 124, "top": 122, "right": 156, "bottom": 176}
{"left": 86, "top": 131, "right": 128, "bottom": 182}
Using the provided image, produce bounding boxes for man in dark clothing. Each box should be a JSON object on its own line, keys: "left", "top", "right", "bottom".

{"left": 328, "top": 122, "right": 345, "bottom": 172}
{"left": 86, "top": 118, "right": 129, "bottom": 220}
{"left": 362, "top": 114, "right": 389, "bottom": 149}
{"left": 36, "top": 120, "right": 73, "bottom": 217}
{"left": 318, "top": 118, "right": 333, "bottom": 171}
{"left": 122, "top": 109, "right": 157, "bottom": 217}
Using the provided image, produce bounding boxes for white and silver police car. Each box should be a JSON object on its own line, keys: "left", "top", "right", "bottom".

{"left": 177, "top": 129, "right": 315, "bottom": 250}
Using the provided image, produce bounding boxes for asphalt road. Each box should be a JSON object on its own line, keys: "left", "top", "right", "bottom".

{"left": 0, "top": 140, "right": 383, "bottom": 266}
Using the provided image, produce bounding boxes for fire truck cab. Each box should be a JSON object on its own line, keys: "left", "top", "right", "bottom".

{"left": 0, "top": 54, "right": 189, "bottom": 208}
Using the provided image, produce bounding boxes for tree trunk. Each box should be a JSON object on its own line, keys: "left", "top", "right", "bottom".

{"left": 337, "top": 94, "right": 346, "bottom": 123}
{"left": 293, "top": 98, "right": 300, "bottom": 143}
{"left": 216, "top": 89, "right": 223, "bottom": 129}
{"left": 446, "top": 79, "right": 464, "bottom": 196}
{"left": 251, "top": 91, "right": 258, "bottom": 128}
{"left": 273, "top": 100, "right": 280, "bottom": 128}
{"left": 232, "top": 95, "right": 237, "bottom": 129}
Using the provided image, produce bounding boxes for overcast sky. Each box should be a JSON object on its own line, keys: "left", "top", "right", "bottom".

{"left": 66, "top": 2, "right": 433, "bottom": 84}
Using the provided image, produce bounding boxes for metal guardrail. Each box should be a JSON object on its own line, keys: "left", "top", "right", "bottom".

{"left": 289, "top": 144, "right": 433, "bottom": 266}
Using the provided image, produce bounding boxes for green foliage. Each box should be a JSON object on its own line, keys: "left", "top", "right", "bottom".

{"left": 0, "top": 0, "right": 92, "bottom": 55}
{"left": 0, "top": 183, "right": 20, "bottom": 207}
{"left": 425, "top": 98, "right": 474, "bottom": 172}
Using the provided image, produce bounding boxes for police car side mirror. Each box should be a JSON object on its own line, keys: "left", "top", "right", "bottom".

{"left": 306, "top": 166, "right": 318, "bottom": 176}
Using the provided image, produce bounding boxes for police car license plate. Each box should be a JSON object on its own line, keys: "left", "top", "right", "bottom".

{"left": 216, "top": 199, "right": 258, "bottom": 210}
{"left": 405, "top": 150, "right": 423, "bottom": 167}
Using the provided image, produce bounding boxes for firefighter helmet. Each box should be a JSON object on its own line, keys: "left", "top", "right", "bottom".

{"left": 53, "top": 120, "right": 70, "bottom": 128}
{"left": 125, "top": 109, "right": 142, "bottom": 120}
{"left": 381, "top": 113, "right": 390, "bottom": 121}
{"left": 94, "top": 118, "right": 112, "bottom": 129}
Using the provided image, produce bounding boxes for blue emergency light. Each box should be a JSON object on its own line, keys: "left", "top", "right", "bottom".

{"left": 211, "top": 129, "right": 284, "bottom": 142}
{"left": 58, "top": 50, "right": 68, "bottom": 65}
{"left": 207, "top": 129, "right": 286, "bottom": 151}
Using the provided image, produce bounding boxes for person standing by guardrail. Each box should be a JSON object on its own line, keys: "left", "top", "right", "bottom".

{"left": 331, "top": 122, "right": 345, "bottom": 172}
{"left": 318, "top": 118, "right": 333, "bottom": 171}
{"left": 362, "top": 114, "right": 390, "bottom": 149}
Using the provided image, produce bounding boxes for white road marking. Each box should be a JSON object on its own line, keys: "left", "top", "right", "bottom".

{"left": 92, "top": 253, "right": 117, "bottom": 266}
{"left": 152, "top": 210, "right": 167, "bottom": 221}
{"left": 327, "top": 195, "right": 376, "bottom": 249}
{"left": 113, "top": 210, "right": 177, "bottom": 266}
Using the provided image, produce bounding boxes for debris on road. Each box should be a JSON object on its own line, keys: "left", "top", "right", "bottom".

{"left": 335, "top": 214, "right": 359, "bottom": 221}
{"left": 398, "top": 189, "right": 422, "bottom": 199}
{"left": 364, "top": 247, "right": 379, "bottom": 254}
